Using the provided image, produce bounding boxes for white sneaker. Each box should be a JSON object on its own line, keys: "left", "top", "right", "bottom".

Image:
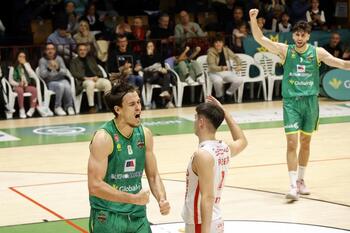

{"left": 67, "top": 107, "right": 75, "bottom": 115}
{"left": 185, "top": 77, "right": 195, "bottom": 85}
{"left": 36, "top": 106, "right": 48, "bottom": 117}
{"left": 197, "top": 76, "right": 205, "bottom": 84}
{"left": 286, "top": 186, "right": 299, "bottom": 201}
{"left": 159, "top": 90, "right": 171, "bottom": 98}
{"left": 19, "top": 108, "right": 27, "bottom": 119}
{"left": 26, "top": 108, "right": 35, "bottom": 117}
{"left": 54, "top": 107, "right": 67, "bottom": 116}
{"left": 165, "top": 101, "right": 175, "bottom": 108}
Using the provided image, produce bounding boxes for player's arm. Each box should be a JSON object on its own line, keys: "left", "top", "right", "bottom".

{"left": 317, "top": 47, "right": 350, "bottom": 70}
{"left": 207, "top": 95, "right": 247, "bottom": 156}
{"left": 249, "top": 9, "right": 288, "bottom": 57}
{"left": 192, "top": 149, "right": 215, "bottom": 233}
{"left": 88, "top": 130, "right": 149, "bottom": 205}
{"left": 144, "top": 127, "right": 170, "bottom": 215}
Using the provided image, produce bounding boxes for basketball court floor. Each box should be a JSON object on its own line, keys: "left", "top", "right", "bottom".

{"left": 0, "top": 98, "right": 349, "bottom": 233}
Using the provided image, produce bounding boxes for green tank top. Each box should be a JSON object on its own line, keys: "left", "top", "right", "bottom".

{"left": 89, "top": 120, "right": 146, "bottom": 217}
{"left": 282, "top": 44, "right": 320, "bottom": 98}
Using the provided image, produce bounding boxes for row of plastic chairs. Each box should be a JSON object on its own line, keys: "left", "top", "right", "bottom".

{"left": 144, "top": 52, "right": 283, "bottom": 108}
{"left": 2, "top": 65, "right": 109, "bottom": 119}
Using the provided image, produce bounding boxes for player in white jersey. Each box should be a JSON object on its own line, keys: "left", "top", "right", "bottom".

{"left": 182, "top": 96, "right": 248, "bottom": 233}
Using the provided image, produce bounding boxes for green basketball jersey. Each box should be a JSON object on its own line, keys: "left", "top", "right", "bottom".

{"left": 89, "top": 120, "right": 146, "bottom": 217}
{"left": 282, "top": 44, "right": 320, "bottom": 98}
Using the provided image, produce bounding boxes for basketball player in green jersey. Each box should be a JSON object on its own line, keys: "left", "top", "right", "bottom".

{"left": 88, "top": 82, "right": 170, "bottom": 232}
{"left": 249, "top": 9, "right": 350, "bottom": 201}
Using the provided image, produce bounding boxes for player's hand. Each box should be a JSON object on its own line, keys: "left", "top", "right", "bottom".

{"left": 249, "top": 9, "right": 259, "bottom": 20}
{"left": 158, "top": 199, "right": 170, "bottom": 215}
{"left": 206, "top": 95, "right": 224, "bottom": 110}
{"left": 134, "top": 189, "right": 150, "bottom": 205}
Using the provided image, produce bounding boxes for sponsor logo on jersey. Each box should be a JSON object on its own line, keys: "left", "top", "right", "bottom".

{"left": 124, "top": 159, "right": 136, "bottom": 172}
{"left": 284, "top": 122, "right": 299, "bottom": 130}
{"left": 117, "top": 143, "right": 122, "bottom": 151}
{"left": 307, "top": 55, "right": 314, "bottom": 61}
{"left": 111, "top": 171, "right": 143, "bottom": 180}
{"left": 297, "top": 64, "right": 306, "bottom": 73}
{"left": 118, "top": 183, "right": 141, "bottom": 192}
{"left": 114, "top": 134, "right": 119, "bottom": 142}
{"left": 137, "top": 140, "right": 145, "bottom": 148}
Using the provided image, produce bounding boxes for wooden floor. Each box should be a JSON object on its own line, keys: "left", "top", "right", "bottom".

{"left": 0, "top": 99, "right": 349, "bottom": 231}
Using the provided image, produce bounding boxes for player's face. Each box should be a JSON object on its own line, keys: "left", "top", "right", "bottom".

{"left": 293, "top": 31, "right": 310, "bottom": 49}
{"left": 118, "top": 91, "right": 142, "bottom": 127}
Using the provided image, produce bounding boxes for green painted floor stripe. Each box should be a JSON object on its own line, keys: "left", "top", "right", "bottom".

{"left": 0, "top": 218, "right": 89, "bottom": 233}
{"left": 1, "top": 115, "right": 350, "bottom": 148}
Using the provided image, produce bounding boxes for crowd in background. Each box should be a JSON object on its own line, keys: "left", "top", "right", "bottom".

{"left": 0, "top": 0, "right": 350, "bottom": 119}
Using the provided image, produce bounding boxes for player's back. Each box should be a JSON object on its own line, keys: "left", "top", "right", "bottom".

{"left": 182, "top": 140, "right": 231, "bottom": 224}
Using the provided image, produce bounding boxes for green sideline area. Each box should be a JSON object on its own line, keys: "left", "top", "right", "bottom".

{"left": 0, "top": 218, "right": 89, "bottom": 233}
{"left": 1, "top": 115, "right": 350, "bottom": 148}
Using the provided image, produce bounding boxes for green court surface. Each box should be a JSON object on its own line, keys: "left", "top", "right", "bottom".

{"left": 1, "top": 115, "right": 350, "bottom": 148}
{"left": 0, "top": 218, "right": 89, "bottom": 233}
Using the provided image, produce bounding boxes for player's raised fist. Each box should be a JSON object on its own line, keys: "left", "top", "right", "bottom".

{"left": 135, "top": 189, "right": 150, "bottom": 205}
{"left": 249, "top": 9, "right": 259, "bottom": 19}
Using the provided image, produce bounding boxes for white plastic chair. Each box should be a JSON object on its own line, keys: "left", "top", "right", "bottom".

{"left": 140, "top": 68, "right": 177, "bottom": 108}
{"left": 35, "top": 67, "right": 76, "bottom": 116}
{"left": 3, "top": 66, "right": 43, "bottom": 119}
{"left": 165, "top": 57, "right": 206, "bottom": 107}
{"left": 74, "top": 64, "right": 107, "bottom": 114}
{"left": 232, "top": 54, "right": 267, "bottom": 103}
{"left": 254, "top": 52, "right": 283, "bottom": 101}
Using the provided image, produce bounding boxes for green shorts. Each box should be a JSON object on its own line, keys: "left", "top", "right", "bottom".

{"left": 283, "top": 95, "right": 319, "bottom": 135}
{"left": 89, "top": 208, "right": 151, "bottom": 233}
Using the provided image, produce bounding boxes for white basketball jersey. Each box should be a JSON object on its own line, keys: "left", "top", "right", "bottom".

{"left": 182, "top": 140, "right": 231, "bottom": 224}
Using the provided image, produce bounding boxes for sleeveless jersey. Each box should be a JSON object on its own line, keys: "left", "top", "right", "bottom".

{"left": 89, "top": 120, "right": 146, "bottom": 217}
{"left": 282, "top": 44, "right": 320, "bottom": 98}
{"left": 182, "top": 140, "right": 231, "bottom": 224}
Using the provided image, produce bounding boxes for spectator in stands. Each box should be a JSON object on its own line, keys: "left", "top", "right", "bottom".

{"left": 343, "top": 47, "right": 350, "bottom": 60}
{"left": 323, "top": 32, "right": 343, "bottom": 58}
{"left": 290, "top": 0, "right": 310, "bottom": 24}
{"left": 278, "top": 12, "right": 292, "bottom": 32}
{"left": 131, "top": 17, "right": 150, "bottom": 53}
{"left": 213, "top": 0, "right": 238, "bottom": 30}
{"left": 64, "top": 1, "right": 79, "bottom": 34}
{"left": 150, "top": 13, "right": 174, "bottom": 58}
{"left": 174, "top": 10, "right": 207, "bottom": 48}
{"left": 74, "top": 20, "right": 100, "bottom": 57}
{"left": 140, "top": 41, "right": 176, "bottom": 108}
{"left": 306, "top": 0, "right": 326, "bottom": 30}
{"left": 174, "top": 45, "right": 203, "bottom": 85}
{"left": 107, "top": 35, "right": 143, "bottom": 92}
{"left": 232, "top": 22, "right": 248, "bottom": 53}
{"left": 207, "top": 34, "right": 242, "bottom": 103}
{"left": 257, "top": 16, "right": 268, "bottom": 33}
{"left": 39, "top": 43, "right": 75, "bottom": 116}
{"left": 225, "top": 6, "right": 245, "bottom": 35}
{"left": 70, "top": 43, "right": 111, "bottom": 113}
{"left": 114, "top": 22, "right": 135, "bottom": 41}
{"left": 47, "top": 21, "right": 77, "bottom": 63}
{"left": 80, "top": 3, "right": 104, "bottom": 34}
{"left": 8, "top": 51, "right": 45, "bottom": 118}
{"left": 263, "top": 0, "right": 286, "bottom": 31}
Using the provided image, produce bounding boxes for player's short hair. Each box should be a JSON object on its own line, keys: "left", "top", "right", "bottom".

{"left": 104, "top": 82, "right": 139, "bottom": 117}
{"left": 292, "top": 21, "right": 311, "bottom": 34}
{"left": 196, "top": 102, "right": 225, "bottom": 130}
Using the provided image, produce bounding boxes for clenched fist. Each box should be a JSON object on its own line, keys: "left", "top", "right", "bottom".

{"left": 158, "top": 199, "right": 170, "bottom": 215}
{"left": 249, "top": 9, "right": 259, "bottom": 19}
{"left": 134, "top": 189, "right": 150, "bottom": 205}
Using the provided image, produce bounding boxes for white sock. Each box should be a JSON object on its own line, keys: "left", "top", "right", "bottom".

{"left": 298, "top": 166, "right": 306, "bottom": 180}
{"left": 289, "top": 171, "right": 297, "bottom": 188}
